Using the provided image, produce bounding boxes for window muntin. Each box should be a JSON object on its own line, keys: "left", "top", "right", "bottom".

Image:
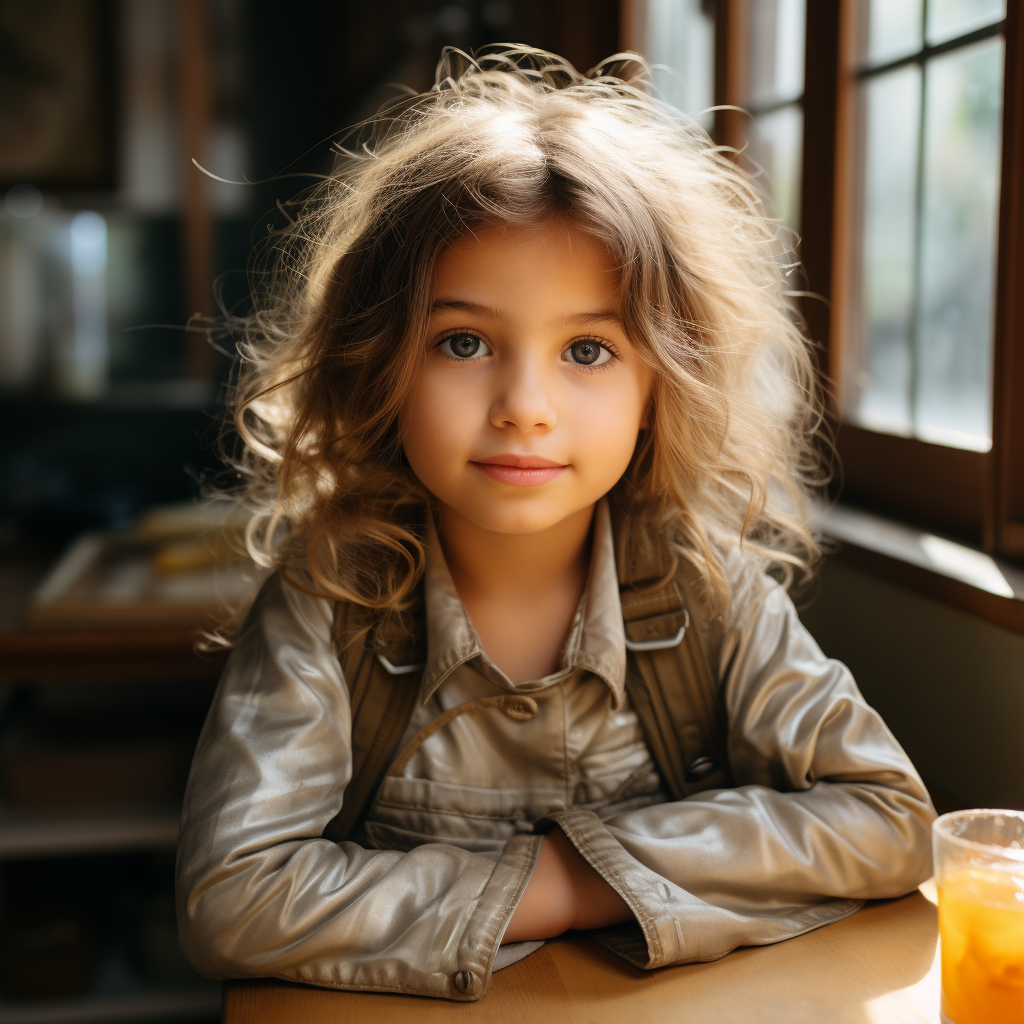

{"left": 843, "top": 2, "right": 1005, "bottom": 452}
{"left": 927, "top": 0, "right": 1006, "bottom": 45}
{"left": 743, "top": 0, "right": 806, "bottom": 230}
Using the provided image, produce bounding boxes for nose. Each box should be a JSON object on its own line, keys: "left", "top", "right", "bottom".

{"left": 488, "top": 356, "right": 558, "bottom": 433}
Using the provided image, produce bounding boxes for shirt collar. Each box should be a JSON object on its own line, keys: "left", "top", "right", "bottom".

{"left": 419, "top": 499, "right": 627, "bottom": 708}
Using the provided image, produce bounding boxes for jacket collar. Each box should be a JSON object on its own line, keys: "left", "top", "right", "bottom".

{"left": 419, "top": 499, "right": 628, "bottom": 708}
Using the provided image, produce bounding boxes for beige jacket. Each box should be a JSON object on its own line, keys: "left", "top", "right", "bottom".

{"left": 176, "top": 503, "right": 935, "bottom": 1001}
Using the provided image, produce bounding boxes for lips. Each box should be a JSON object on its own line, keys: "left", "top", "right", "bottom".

{"left": 474, "top": 454, "right": 564, "bottom": 469}
{"left": 470, "top": 453, "right": 567, "bottom": 486}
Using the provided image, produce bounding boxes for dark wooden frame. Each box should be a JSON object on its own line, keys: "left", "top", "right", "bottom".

{"left": 177, "top": 0, "right": 216, "bottom": 379}
{"left": 0, "top": 0, "right": 119, "bottom": 192}
{"left": 990, "top": 0, "right": 1024, "bottom": 558}
{"left": 719, "top": 0, "right": 807, "bottom": 234}
{"left": 714, "top": 2, "right": 838, "bottom": 375}
{"left": 829, "top": 3, "right": 1022, "bottom": 553}
{"left": 713, "top": 0, "right": 748, "bottom": 156}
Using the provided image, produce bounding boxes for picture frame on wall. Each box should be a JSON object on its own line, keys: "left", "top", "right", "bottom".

{"left": 0, "top": 0, "right": 117, "bottom": 192}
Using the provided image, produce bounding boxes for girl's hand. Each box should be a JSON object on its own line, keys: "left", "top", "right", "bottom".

{"left": 501, "top": 827, "right": 633, "bottom": 943}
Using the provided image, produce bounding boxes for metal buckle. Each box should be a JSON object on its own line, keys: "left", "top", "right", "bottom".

{"left": 622, "top": 609, "right": 689, "bottom": 652}
{"left": 376, "top": 653, "right": 427, "bottom": 675}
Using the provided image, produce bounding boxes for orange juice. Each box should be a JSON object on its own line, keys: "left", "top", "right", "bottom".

{"left": 938, "top": 868, "right": 1024, "bottom": 1024}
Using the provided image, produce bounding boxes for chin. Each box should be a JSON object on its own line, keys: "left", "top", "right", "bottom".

{"left": 454, "top": 499, "right": 583, "bottom": 537}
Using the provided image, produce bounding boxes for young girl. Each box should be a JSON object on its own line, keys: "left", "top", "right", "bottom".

{"left": 176, "top": 46, "right": 934, "bottom": 1002}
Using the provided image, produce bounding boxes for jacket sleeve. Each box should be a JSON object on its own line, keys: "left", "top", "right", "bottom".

{"left": 546, "top": 551, "right": 936, "bottom": 969}
{"left": 175, "top": 574, "right": 540, "bottom": 1001}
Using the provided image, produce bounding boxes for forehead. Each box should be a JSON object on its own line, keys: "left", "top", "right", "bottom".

{"left": 431, "top": 219, "right": 622, "bottom": 308}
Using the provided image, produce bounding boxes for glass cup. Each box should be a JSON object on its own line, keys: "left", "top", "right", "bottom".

{"left": 932, "top": 809, "right": 1024, "bottom": 1024}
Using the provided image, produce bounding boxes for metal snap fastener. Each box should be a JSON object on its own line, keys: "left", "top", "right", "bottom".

{"left": 501, "top": 695, "right": 538, "bottom": 721}
{"left": 453, "top": 970, "right": 474, "bottom": 992}
{"left": 686, "top": 755, "right": 719, "bottom": 782}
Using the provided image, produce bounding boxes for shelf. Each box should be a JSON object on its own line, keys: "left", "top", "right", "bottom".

{"left": 0, "top": 986, "right": 220, "bottom": 1024}
{"left": 0, "top": 805, "right": 179, "bottom": 859}
{"left": 0, "top": 540, "right": 229, "bottom": 685}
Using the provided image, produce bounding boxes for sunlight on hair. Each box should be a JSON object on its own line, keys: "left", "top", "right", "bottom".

{"left": 209, "top": 44, "right": 829, "bottom": 630}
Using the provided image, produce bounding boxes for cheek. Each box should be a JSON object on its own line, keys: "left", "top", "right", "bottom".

{"left": 571, "top": 375, "right": 650, "bottom": 467}
{"left": 401, "top": 373, "right": 477, "bottom": 475}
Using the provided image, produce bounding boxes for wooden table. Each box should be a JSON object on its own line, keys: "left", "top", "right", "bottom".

{"left": 224, "top": 889, "right": 942, "bottom": 1024}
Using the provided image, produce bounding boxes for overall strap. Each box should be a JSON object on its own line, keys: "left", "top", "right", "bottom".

{"left": 324, "top": 511, "right": 734, "bottom": 842}
{"left": 615, "top": 515, "right": 733, "bottom": 799}
{"left": 322, "top": 596, "right": 426, "bottom": 843}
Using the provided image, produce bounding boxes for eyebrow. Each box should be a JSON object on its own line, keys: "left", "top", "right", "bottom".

{"left": 430, "top": 298, "right": 623, "bottom": 329}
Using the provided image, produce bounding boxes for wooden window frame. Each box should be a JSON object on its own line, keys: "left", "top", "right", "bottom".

{"left": 712, "top": 1, "right": 1024, "bottom": 560}
{"left": 621, "top": 0, "right": 1024, "bottom": 632}
{"left": 716, "top": 0, "right": 806, "bottom": 179}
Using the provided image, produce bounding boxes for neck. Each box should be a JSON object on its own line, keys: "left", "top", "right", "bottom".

{"left": 436, "top": 503, "right": 595, "bottom": 604}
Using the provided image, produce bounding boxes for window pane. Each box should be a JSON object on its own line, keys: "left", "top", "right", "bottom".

{"left": 926, "top": 0, "right": 1005, "bottom": 46}
{"left": 860, "top": 0, "right": 923, "bottom": 67}
{"left": 847, "top": 67, "right": 921, "bottom": 435}
{"left": 746, "top": 0, "right": 805, "bottom": 107}
{"left": 915, "top": 37, "right": 1004, "bottom": 450}
{"left": 746, "top": 105, "right": 803, "bottom": 230}
{"left": 646, "top": 0, "right": 715, "bottom": 130}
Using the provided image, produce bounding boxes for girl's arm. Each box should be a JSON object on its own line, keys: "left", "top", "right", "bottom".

{"left": 501, "top": 827, "right": 632, "bottom": 942}
{"left": 521, "top": 551, "right": 936, "bottom": 970}
{"left": 175, "top": 574, "right": 542, "bottom": 1002}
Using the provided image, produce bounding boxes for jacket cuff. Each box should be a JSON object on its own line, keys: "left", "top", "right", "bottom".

{"left": 547, "top": 808, "right": 867, "bottom": 971}
{"left": 546, "top": 807, "right": 671, "bottom": 967}
{"left": 450, "top": 832, "right": 543, "bottom": 999}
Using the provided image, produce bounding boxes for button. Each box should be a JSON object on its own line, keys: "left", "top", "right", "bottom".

{"left": 501, "top": 696, "right": 538, "bottom": 721}
{"left": 453, "top": 970, "right": 475, "bottom": 993}
{"left": 686, "top": 755, "right": 719, "bottom": 782}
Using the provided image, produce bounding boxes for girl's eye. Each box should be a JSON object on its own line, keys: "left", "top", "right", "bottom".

{"left": 438, "top": 332, "right": 491, "bottom": 360}
{"left": 564, "top": 339, "right": 612, "bottom": 368}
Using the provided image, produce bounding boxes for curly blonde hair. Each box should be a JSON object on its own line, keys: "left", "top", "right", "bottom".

{"left": 225, "top": 44, "right": 826, "bottom": 620}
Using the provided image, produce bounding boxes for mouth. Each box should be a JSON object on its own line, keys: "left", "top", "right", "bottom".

{"left": 470, "top": 453, "right": 568, "bottom": 486}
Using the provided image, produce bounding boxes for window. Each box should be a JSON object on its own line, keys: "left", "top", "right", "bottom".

{"left": 633, "top": 0, "right": 805, "bottom": 229}
{"left": 843, "top": 3, "right": 1005, "bottom": 453}
{"left": 740, "top": 0, "right": 806, "bottom": 230}
{"left": 628, "top": 0, "right": 1024, "bottom": 559}
{"left": 631, "top": 0, "right": 715, "bottom": 130}
{"left": 827, "top": 0, "right": 1024, "bottom": 555}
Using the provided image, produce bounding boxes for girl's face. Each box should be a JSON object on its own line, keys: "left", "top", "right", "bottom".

{"left": 402, "top": 218, "right": 653, "bottom": 537}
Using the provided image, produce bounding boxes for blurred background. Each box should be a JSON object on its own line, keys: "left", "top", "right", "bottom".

{"left": 0, "top": 0, "right": 620, "bottom": 545}
{"left": 0, "top": 1, "right": 1021, "bottom": 1020}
